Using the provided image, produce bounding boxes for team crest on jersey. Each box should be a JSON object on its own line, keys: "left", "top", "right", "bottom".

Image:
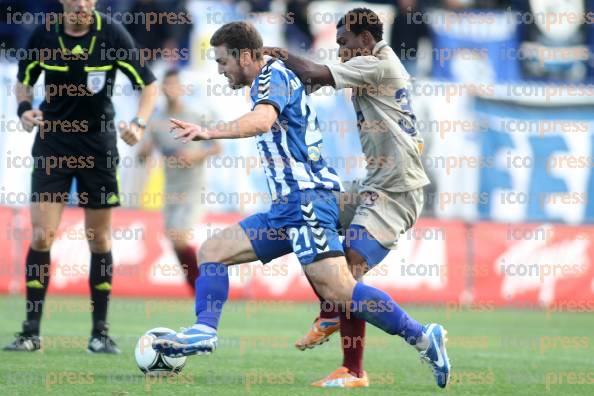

{"left": 308, "top": 145, "right": 321, "bottom": 161}
{"left": 87, "top": 71, "right": 106, "bottom": 94}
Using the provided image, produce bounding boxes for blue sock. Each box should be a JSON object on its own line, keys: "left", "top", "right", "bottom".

{"left": 350, "top": 282, "right": 423, "bottom": 344}
{"left": 194, "top": 262, "right": 229, "bottom": 330}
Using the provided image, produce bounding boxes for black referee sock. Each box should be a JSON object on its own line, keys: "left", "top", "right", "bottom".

{"left": 90, "top": 252, "right": 113, "bottom": 336}
{"left": 25, "top": 248, "right": 51, "bottom": 335}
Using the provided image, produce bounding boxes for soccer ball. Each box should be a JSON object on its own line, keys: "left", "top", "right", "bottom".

{"left": 134, "top": 327, "right": 187, "bottom": 375}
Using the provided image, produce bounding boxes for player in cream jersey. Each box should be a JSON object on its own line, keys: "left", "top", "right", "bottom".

{"left": 330, "top": 39, "right": 429, "bottom": 193}
{"left": 327, "top": 36, "right": 430, "bottom": 251}
{"left": 265, "top": 7, "right": 447, "bottom": 390}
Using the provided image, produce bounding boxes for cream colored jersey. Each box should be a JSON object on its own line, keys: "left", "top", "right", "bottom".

{"left": 327, "top": 40, "right": 430, "bottom": 192}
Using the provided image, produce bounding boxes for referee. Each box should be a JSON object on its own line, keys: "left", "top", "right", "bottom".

{"left": 4, "top": 0, "right": 157, "bottom": 353}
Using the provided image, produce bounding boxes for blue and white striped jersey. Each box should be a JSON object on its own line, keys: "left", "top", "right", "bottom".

{"left": 250, "top": 59, "right": 342, "bottom": 201}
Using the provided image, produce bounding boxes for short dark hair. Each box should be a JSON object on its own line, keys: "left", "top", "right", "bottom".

{"left": 210, "top": 21, "right": 263, "bottom": 60}
{"left": 163, "top": 68, "right": 180, "bottom": 79}
{"left": 336, "top": 8, "right": 383, "bottom": 42}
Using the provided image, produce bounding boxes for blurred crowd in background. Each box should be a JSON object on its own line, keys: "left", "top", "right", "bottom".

{"left": 2, "top": 0, "right": 592, "bottom": 82}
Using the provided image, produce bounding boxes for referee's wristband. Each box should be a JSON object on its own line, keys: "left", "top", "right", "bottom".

{"left": 17, "top": 101, "right": 32, "bottom": 118}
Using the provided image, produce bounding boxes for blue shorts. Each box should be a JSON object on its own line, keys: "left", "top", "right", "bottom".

{"left": 239, "top": 189, "right": 344, "bottom": 265}
{"left": 343, "top": 224, "right": 390, "bottom": 268}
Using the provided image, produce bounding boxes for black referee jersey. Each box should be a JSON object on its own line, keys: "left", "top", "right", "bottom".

{"left": 17, "top": 10, "right": 156, "bottom": 155}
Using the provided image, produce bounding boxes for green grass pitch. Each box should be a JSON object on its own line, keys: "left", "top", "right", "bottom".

{"left": 0, "top": 295, "right": 592, "bottom": 395}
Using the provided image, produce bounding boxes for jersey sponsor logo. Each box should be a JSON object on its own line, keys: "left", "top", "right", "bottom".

{"left": 87, "top": 71, "right": 106, "bottom": 94}
{"left": 394, "top": 88, "right": 417, "bottom": 135}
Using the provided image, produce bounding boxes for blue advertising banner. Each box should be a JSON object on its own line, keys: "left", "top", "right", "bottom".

{"left": 429, "top": 10, "right": 521, "bottom": 83}
{"left": 475, "top": 97, "right": 594, "bottom": 224}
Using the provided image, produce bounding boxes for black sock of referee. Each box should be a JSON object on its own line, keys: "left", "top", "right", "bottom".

{"left": 25, "top": 248, "right": 51, "bottom": 336}
{"left": 89, "top": 252, "right": 113, "bottom": 336}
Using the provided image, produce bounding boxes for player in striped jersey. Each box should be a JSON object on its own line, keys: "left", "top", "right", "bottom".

{"left": 264, "top": 7, "right": 450, "bottom": 388}
{"left": 152, "top": 23, "right": 447, "bottom": 389}
{"left": 247, "top": 55, "right": 343, "bottom": 200}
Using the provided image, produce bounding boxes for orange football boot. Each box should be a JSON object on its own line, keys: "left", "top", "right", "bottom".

{"left": 295, "top": 316, "right": 340, "bottom": 350}
{"left": 311, "top": 367, "right": 369, "bottom": 388}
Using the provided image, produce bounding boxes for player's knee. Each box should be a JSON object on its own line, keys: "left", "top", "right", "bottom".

{"left": 30, "top": 239, "right": 52, "bottom": 251}
{"left": 197, "top": 239, "right": 225, "bottom": 264}
{"left": 31, "top": 227, "right": 55, "bottom": 251}
{"left": 346, "top": 250, "right": 369, "bottom": 280}
{"left": 87, "top": 240, "right": 111, "bottom": 253}
{"left": 86, "top": 230, "right": 111, "bottom": 253}
{"left": 321, "top": 290, "right": 347, "bottom": 305}
{"left": 171, "top": 239, "right": 189, "bottom": 251}
{"left": 318, "top": 282, "right": 350, "bottom": 305}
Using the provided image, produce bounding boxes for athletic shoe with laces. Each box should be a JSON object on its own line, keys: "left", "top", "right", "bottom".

{"left": 294, "top": 316, "right": 340, "bottom": 350}
{"left": 152, "top": 324, "right": 218, "bottom": 357}
{"left": 3, "top": 321, "right": 41, "bottom": 352}
{"left": 419, "top": 323, "right": 451, "bottom": 388}
{"left": 87, "top": 321, "right": 121, "bottom": 354}
{"left": 310, "top": 367, "right": 369, "bottom": 388}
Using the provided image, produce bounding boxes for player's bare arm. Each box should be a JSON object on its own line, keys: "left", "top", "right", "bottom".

{"left": 170, "top": 103, "right": 278, "bottom": 142}
{"left": 263, "top": 46, "right": 335, "bottom": 93}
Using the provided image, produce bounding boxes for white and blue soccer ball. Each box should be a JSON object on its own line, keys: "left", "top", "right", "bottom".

{"left": 134, "top": 327, "right": 186, "bottom": 375}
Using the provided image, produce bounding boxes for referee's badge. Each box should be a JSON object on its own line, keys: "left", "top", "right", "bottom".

{"left": 87, "top": 71, "right": 106, "bottom": 94}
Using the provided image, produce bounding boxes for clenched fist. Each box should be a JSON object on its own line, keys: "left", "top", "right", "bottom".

{"left": 119, "top": 121, "right": 144, "bottom": 146}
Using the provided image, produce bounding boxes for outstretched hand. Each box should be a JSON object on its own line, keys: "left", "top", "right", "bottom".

{"left": 170, "top": 118, "right": 212, "bottom": 142}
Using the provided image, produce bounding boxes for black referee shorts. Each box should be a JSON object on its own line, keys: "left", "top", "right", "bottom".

{"left": 30, "top": 146, "right": 120, "bottom": 209}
